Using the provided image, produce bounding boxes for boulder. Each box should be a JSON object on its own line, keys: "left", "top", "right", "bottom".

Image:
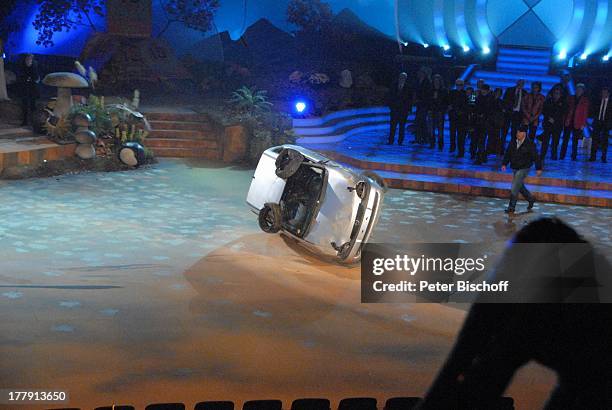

{"left": 75, "top": 144, "right": 96, "bottom": 160}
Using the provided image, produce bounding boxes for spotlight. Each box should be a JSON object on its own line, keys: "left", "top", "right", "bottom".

{"left": 462, "top": 45, "right": 470, "bottom": 52}
{"left": 483, "top": 46, "right": 491, "bottom": 54}
{"left": 442, "top": 44, "right": 450, "bottom": 51}
{"left": 295, "top": 101, "right": 307, "bottom": 114}
{"left": 423, "top": 43, "right": 429, "bottom": 48}
{"left": 558, "top": 50, "right": 567, "bottom": 59}
{"left": 603, "top": 55, "right": 610, "bottom": 62}
{"left": 580, "top": 53, "right": 588, "bottom": 60}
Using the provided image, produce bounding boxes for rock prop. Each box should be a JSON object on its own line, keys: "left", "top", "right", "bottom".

{"left": 42, "top": 73, "right": 89, "bottom": 117}
{"left": 118, "top": 142, "right": 145, "bottom": 167}
{"left": 72, "top": 112, "right": 97, "bottom": 160}
{"left": 340, "top": 70, "right": 353, "bottom": 88}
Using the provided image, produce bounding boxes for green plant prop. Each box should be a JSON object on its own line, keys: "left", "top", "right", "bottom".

{"left": 69, "top": 95, "right": 113, "bottom": 138}
{"left": 229, "top": 86, "right": 273, "bottom": 116}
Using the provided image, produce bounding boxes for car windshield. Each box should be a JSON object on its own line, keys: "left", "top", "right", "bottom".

{"left": 280, "top": 164, "right": 326, "bottom": 237}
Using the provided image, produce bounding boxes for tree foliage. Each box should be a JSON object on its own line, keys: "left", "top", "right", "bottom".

{"left": 0, "top": 0, "right": 21, "bottom": 41}
{"left": 32, "top": 0, "right": 104, "bottom": 47}
{"left": 286, "top": 0, "right": 333, "bottom": 33}
{"left": 158, "top": 0, "right": 220, "bottom": 37}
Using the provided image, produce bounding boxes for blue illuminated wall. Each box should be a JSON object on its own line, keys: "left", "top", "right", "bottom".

{"left": 397, "top": 0, "right": 612, "bottom": 57}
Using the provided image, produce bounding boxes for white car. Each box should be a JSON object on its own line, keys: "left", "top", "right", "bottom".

{"left": 246, "top": 145, "right": 386, "bottom": 262}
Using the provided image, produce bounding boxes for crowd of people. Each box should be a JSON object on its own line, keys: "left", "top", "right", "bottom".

{"left": 388, "top": 69, "right": 611, "bottom": 164}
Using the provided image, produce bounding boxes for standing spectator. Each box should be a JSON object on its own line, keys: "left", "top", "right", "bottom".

{"left": 560, "top": 88, "right": 576, "bottom": 159}
{"left": 541, "top": 85, "right": 567, "bottom": 160}
{"left": 503, "top": 79, "right": 527, "bottom": 141}
{"left": 501, "top": 125, "right": 542, "bottom": 214}
{"left": 561, "top": 83, "right": 590, "bottom": 161}
{"left": 430, "top": 74, "right": 448, "bottom": 150}
{"left": 487, "top": 87, "right": 507, "bottom": 156}
{"left": 475, "top": 78, "right": 485, "bottom": 96}
{"left": 590, "top": 86, "right": 610, "bottom": 163}
{"left": 522, "top": 81, "right": 545, "bottom": 140}
{"left": 473, "top": 84, "right": 494, "bottom": 164}
{"left": 413, "top": 67, "right": 432, "bottom": 145}
{"left": 387, "top": 72, "right": 412, "bottom": 145}
{"left": 448, "top": 79, "right": 466, "bottom": 153}
{"left": 461, "top": 86, "right": 477, "bottom": 159}
{"left": 18, "top": 53, "right": 40, "bottom": 127}
{"left": 553, "top": 72, "right": 572, "bottom": 99}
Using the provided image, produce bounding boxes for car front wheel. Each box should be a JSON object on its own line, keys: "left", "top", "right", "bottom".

{"left": 258, "top": 203, "right": 282, "bottom": 233}
{"left": 275, "top": 148, "right": 304, "bottom": 179}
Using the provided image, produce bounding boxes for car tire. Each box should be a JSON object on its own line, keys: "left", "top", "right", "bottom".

{"left": 275, "top": 148, "right": 304, "bottom": 179}
{"left": 258, "top": 203, "right": 282, "bottom": 233}
{"left": 363, "top": 171, "right": 388, "bottom": 192}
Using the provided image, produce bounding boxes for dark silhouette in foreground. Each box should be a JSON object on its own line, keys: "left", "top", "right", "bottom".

{"left": 419, "top": 218, "right": 612, "bottom": 409}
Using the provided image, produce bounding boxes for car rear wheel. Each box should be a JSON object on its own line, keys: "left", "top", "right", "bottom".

{"left": 362, "top": 171, "right": 388, "bottom": 192}
{"left": 275, "top": 148, "right": 304, "bottom": 179}
{"left": 258, "top": 203, "right": 282, "bottom": 233}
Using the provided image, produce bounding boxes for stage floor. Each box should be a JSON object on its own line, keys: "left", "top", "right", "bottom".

{"left": 1, "top": 159, "right": 611, "bottom": 409}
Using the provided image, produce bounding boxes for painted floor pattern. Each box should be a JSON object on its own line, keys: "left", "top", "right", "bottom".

{"left": 0, "top": 158, "right": 610, "bottom": 409}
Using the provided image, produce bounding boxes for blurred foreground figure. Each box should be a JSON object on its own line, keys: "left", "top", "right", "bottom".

{"left": 419, "top": 218, "right": 612, "bottom": 410}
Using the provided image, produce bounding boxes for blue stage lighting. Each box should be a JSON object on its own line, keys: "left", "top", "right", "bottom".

{"left": 295, "top": 101, "right": 307, "bottom": 114}
{"left": 462, "top": 45, "right": 470, "bottom": 52}
{"left": 483, "top": 46, "right": 491, "bottom": 54}
{"left": 580, "top": 53, "right": 588, "bottom": 60}
{"left": 558, "top": 50, "right": 567, "bottom": 59}
{"left": 423, "top": 43, "right": 429, "bottom": 48}
{"left": 442, "top": 44, "right": 450, "bottom": 51}
{"left": 603, "top": 55, "right": 610, "bottom": 62}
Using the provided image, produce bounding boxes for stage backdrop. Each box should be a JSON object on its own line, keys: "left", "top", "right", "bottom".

{"left": 397, "top": 0, "right": 612, "bottom": 56}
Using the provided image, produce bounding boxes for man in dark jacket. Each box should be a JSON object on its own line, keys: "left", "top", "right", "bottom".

{"left": 473, "top": 84, "right": 494, "bottom": 164}
{"left": 589, "top": 86, "right": 610, "bottom": 163}
{"left": 502, "top": 79, "right": 526, "bottom": 140}
{"left": 387, "top": 72, "right": 413, "bottom": 145}
{"left": 501, "top": 125, "right": 542, "bottom": 213}
{"left": 18, "top": 53, "right": 40, "bottom": 126}
{"left": 413, "top": 67, "right": 432, "bottom": 144}
{"left": 448, "top": 79, "right": 467, "bottom": 153}
{"left": 541, "top": 85, "right": 567, "bottom": 160}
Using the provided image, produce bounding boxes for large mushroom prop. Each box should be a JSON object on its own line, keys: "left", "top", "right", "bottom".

{"left": 42, "top": 72, "right": 89, "bottom": 117}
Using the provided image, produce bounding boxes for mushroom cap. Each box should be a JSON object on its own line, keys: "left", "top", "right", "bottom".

{"left": 43, "top": 72, "right": 89, "bottom": 88}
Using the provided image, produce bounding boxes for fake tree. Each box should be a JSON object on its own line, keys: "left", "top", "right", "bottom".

{"left": 30, "top": 0, "right": 220, "bottom": 45}
{"left": 157, "top": 0, "right": 221, "bottom": 38}
{"left": 286, "top": 0, "right": 333, "bottom": 33}
{"left": 0, "top": 0, "right": 20, "bottom": 101}
{"left": 33, "top": 0, "right": 105, "bottom": 47}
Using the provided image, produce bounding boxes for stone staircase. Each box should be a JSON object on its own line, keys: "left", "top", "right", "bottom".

{"left": 144, "top": 112, "right": 221, "bottom": 159}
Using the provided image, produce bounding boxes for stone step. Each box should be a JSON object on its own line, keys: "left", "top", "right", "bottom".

{"left": 144, "top": 112, "right": 211, "bottom": 122}
{"left": 148, "top": 120, "right": 213, "bottom": 131}
{"left": 148, "top": 129, "right": 217, "bottom": 140}
{"left": 0, "top": 127, "right": 36, "bottom": 139}
{"left": 146, "top": 138, "right": 218, "bottom": 150}
{"left": 150, "top": 147, "right": 220, "bottom": 159}
{"left": 376, "top": 169, "right": 611, "bottom": 208}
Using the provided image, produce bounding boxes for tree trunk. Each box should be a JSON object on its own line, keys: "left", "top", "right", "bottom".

{"left": 0, "top": 39, "right": 9, "bottom": 101}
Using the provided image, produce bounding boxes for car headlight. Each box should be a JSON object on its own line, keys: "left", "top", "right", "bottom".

{"left": 355, "top": 181, "right": 367, "bottom": 199}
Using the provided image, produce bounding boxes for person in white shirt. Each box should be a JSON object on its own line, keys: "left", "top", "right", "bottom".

{"left": 590, "top": 86, "right": 610, "bottom": 163}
